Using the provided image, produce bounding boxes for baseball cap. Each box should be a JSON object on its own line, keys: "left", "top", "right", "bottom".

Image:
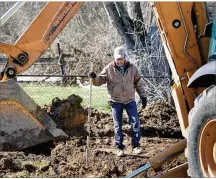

{"left": 114, "top": 46, "right": 126, "bottom": 60}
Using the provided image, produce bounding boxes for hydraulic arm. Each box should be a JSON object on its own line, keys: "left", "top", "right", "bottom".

{"left": 0, "top": 2, "right": 83, "bottom": 81}
{"left": 0, "top": 2, "right": 84, "bottom": 150}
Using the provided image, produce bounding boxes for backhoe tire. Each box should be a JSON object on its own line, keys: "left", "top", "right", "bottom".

{"left": 186, "top": 85, "right": 216, "bottom": 177}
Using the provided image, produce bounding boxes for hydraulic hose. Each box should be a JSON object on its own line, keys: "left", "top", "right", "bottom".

{"left": 0, "top": 2, "right": 26, "bottom": 27}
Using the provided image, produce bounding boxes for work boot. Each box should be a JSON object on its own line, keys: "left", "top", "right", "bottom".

{"left": 132, "top": 147, "right": 142, "bottom": 154}
{"left": 116, "top": 148, "right": 124, "bottom": 157}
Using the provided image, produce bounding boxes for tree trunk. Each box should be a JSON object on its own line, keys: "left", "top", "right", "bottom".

{"left": 127, "top": 2, "right": 146, "bottom": 48}
{"left": 103, "top": 2, "right": 134, "bottom": 50}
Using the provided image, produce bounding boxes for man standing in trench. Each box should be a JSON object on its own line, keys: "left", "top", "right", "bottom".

{"left": 89, "top": 46, "right": 147, "bottom": 157}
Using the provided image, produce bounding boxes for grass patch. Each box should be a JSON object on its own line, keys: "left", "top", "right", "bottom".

{"left": 21, "top": 83, "right": 111, "bottom": 113}
{"left": 9, "top": 171, "right": 30, "bottom": 178}
{"left": 21, "top": 160, "right": 50, "bottom": 170}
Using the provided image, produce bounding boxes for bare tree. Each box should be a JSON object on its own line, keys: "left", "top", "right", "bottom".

{"left": 103, "top": 2, "right": 172, "bottom": 103}
{"left": 103, "top": 2, "right": 147, "bottom": 51}
{"left": 127, "top": 2, "right": 146, "bottom": 48}
{"left": 103, "top": 2, "right": 134, "bottom": 50}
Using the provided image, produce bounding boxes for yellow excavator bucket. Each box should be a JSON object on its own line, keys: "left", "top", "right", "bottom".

{"left": 0, "top": 79, "right": 68, "bottom": 151}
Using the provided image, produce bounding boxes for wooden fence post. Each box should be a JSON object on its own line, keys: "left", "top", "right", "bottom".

{"left": 57, "top": 43, "right": 66, "bottom": 86}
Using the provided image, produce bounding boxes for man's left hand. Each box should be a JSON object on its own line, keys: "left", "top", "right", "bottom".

{"left": 140, "top": 97, "right": 147, "bottom": 109}
{"left": 89, "top": 72, "right": 96, "bottom": 79}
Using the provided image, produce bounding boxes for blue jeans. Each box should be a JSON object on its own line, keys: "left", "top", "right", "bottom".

{"left": 111, "top": 100, "right": 141, "bottom": 149}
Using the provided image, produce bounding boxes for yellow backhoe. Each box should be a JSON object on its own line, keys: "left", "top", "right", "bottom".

{"left": 127, "top": 2, "right": 216, "bottom": 178}
{"left": 153, "top": 2, "right": 216, "bottom": 177}
{"left": 0, "top": 2, "right": 84, "bottom": 150}
{"left": 0, "top": 2, "right": 215, "bottom": 178}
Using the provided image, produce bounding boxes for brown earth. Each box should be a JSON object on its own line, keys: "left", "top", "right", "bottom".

{"left": 0, "top": 98, "right": 187, "bottom": 178}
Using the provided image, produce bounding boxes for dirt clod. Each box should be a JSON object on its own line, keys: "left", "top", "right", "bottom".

{"left": 43, "top": 94, "right": 87, "bottom": 136}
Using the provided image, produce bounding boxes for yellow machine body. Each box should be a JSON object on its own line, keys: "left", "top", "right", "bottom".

{"left": 152, "top": 2, "right": 209, "bottom": 136}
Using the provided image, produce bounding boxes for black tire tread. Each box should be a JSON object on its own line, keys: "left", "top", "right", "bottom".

{"left": 186, "top": 85, "right": 216, "bottom": 177}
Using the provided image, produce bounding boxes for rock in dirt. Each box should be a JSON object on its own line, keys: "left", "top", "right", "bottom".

{"left": 0, "top": 158, "right": 21, "bottom": 172}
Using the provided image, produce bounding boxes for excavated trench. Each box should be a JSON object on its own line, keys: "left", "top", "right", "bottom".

{"left": 0, "top": 95, "right": 187, "bottom": 178}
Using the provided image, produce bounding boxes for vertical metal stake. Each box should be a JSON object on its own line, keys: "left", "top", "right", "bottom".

{"left": 86, "top": 61, "right": 93, "bottom": 167}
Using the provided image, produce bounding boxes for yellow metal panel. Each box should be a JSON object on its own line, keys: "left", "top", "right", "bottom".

{"left": 0, "top": 100, "right": 44, "bottom": 129}
{"left": 193, "top": 2, "right": 210, "bottom": 65}
{"left": 172, "top": 85, "right": 189, "bottom": 136}
{"left": 152, "top": 2, "right": 209, "bottom": 132}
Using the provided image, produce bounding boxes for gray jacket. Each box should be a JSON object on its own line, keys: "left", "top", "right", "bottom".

{"left": 92, "top": 61, "right": 146, "bottom": 104}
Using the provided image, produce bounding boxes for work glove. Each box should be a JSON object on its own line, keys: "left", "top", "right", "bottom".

{"left": 107, "top": 100, "right": 113, "bottom": 106}
{"left": 0, "top": 71, "right": 3, "bottom": 80}
{"left": 140, "top": 97, "right": 147, "bottom": 109}
{"left": 88, "top": 72, "right": 96, "bottom": 79}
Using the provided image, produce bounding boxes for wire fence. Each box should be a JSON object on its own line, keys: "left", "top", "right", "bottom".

{"left": 18, "top": 77, "right": 110, "bottom": 112}
{"left": 15, "top": 74, "right": 172, "bottom": 114}
{"left": 0, "top": 42, "right": 173, "bottom": 113}
{"left": 0, "top": 64, "right": 172, "bottom": 113}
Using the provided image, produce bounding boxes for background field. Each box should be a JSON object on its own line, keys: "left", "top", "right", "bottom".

{"left": 21, "top": 83, "right": 110, "bottom": 113}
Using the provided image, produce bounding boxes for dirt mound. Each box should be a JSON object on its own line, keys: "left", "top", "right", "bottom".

{"left": 140, "top": 100, "right": 179, "bottom": 127}
{"left": 43, "top": 94, "right": 87, "bottom": 136}
{"left": 42, "top": 96, "right": 181, "bottom": 139}
{"left": 0, "top": 137, "right": 186, "bottom": 178}
{"left": 86, "top": 109, "right": 113, "bottom": 137}
{"left": 139, "top": 100, "right": 182, "bottom": 138}
{"left": 0, "top": 98, "right": 186, "bottom": 177}
{"left": 87, "top": 100, "right": 182, "bottom": 139}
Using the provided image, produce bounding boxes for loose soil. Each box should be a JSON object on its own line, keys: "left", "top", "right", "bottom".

{"left": 0, "top": 98, "right": 187, "bottom": 178}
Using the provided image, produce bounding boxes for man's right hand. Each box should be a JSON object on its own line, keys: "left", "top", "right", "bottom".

{"left": 88, "top": 72, "right": 97, "bottom": 79}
